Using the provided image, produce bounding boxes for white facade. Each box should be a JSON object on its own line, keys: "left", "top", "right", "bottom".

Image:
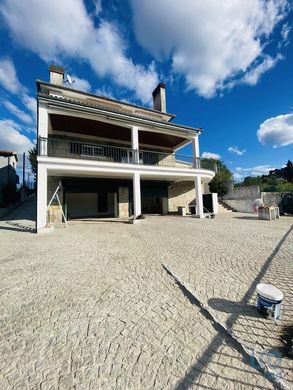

{"left": 36, "top": 68, "right": 216, "bottom": 231}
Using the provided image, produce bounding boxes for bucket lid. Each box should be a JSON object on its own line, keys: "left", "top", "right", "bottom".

{"left": 256, "top": 283, "right": 283, "bottom": 301}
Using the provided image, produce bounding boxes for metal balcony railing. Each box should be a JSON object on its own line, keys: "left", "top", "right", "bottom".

{"left": 38, "top": 137, "right": 217, "bottom": 172}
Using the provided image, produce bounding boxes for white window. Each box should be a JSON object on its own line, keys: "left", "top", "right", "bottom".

{"left": 81, "top": 145, "right": 103, "bottom": 157}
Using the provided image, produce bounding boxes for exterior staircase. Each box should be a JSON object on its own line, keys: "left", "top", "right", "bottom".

{"left": 218, "top": 200, "right": 236, "bottom": 213}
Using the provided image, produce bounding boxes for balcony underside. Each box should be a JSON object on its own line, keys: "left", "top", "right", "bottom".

{"left": 38, "top": 155, "right": 215, "bottom": 183}
{"left": 49, "top": 114, "right": 187, "bottom": 149}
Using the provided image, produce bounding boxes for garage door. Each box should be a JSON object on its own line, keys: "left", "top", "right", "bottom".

{"left": 67, "top": 193, "right": 98, "bottom": 219}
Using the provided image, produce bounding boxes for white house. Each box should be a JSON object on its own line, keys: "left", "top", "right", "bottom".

{"left": 36, "top": 65, "right": 217, "bottom": 231}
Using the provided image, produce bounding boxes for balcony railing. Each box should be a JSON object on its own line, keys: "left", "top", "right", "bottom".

{"left": 38, "top": 137, "right": 217, "bottom": 172}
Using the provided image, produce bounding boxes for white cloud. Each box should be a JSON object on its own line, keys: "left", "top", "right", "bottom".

{"left": 202, "top": 152, "right": 221, "bottom": 160}
{"left": 0, "top": 58, "right": 36, "bottom": 121}
{"left": 228, "top": 146, "right": 246, "bottom": 156}
{"left": 95, "top": 86, "right": 115, "bottom": 99}
{"left": 93, "top": 0, "right": 102, "bottom": 16}
{"left": 280, "top": 23, "right": 291, "bottom": 47}
{"left": 233, "top": 172, "right": 243, "bottom": 182}
{"left": 235, "top": 165, "right": 276, "bottom": 179}
{"left": 0, "top": 0, "right": 159, "bottom": 104}
{"left": 129, "top": 0, "right": 288, "bottom": 98}
{"left": 3, "top": 101, "right": 33, "bottom": 124}
{"left": 65, "top": 75, "right": 91, "bottom": 92}
{"left": 21, "top": 93, "right": 37, "bottom": 119}
{"left": 0, "top": 119, "right": 34, "bottom": 154}
{"left": 227, "top": 54, "right": 283, "bottom": 89}
{"left": 0, "top": 58, "right": 24, "bottom": 94}
{"left": 257, "top": 113, "right": 293, "bottom": 147}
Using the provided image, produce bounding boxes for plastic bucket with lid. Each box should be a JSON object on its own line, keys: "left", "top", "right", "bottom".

{"left": 256, "top": 283, "right": 283, "bottom": 319}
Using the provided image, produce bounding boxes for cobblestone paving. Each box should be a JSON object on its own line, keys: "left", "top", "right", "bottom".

{"left": 0, "top": 199, "right": 292, "bottom": 389}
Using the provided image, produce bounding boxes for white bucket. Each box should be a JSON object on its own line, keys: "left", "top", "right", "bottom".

{"left": 256, "top": 283, "right": 283, "bottom": 319}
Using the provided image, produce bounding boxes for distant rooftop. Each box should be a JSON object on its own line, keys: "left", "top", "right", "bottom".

{"left": 0, "top": 151, "right": 18, "bottom": 161}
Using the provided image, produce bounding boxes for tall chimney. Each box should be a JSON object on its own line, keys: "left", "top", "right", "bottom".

{"left": 152, "top": 83, "right": 166, "bottom": 112}
{"left": 49, "top": 65, "right": 64, "bottom": 85}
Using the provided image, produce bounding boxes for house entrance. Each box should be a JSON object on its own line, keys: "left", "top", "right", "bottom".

{"left": 142, "top": 196, "right": 162, "bottom": 214}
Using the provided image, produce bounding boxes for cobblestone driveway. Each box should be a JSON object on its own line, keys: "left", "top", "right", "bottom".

{"left": 0, "top": 198, "right": 292, "bottom": 389}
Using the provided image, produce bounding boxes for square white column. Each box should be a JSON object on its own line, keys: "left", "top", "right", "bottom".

{"left": 37, "top": 164, "right": 47, "bottom": 230}
{"left": 192, "top": 135, "right": 200, "bottom": 168}
{"left": 38, "top": 104, "right": 48, "bottom": 155}
{"left": 194, "top": 176, "right": 204, "bottom": 218}
{"left": 131, "top": 126, "right": 139, "bottom": 164}
{"left": 133, "top": 172, "right": 141, "bottom": 218}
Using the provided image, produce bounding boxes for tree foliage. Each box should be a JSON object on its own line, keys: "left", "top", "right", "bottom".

{"left": 207, "top": 160, "right": 232, "bottom": 196}
{"left": 269, "top": 160, "right": 293, "bottom": 182}
{"left": 235, "top": 160, "right": 293, "bottom": 192}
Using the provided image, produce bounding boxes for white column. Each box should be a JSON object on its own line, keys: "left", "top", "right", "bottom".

{"left": 37, "top": 164, "right": 47, "bottom": 230}
{"left": 131, "top": 126, "right": 139, "bottom": 164}
{"left": 194, "top": 176, "right": 204, "bottom": 218}
{"left": 212, "top": 193, "right": 219, "bottom": 214}
{"left": 192, "top": 135, "right": 200, "bottom": 168}
{"left": 38, "top": 104, "right": 48, "bottom": 155}
{"left": 133, "top": 172, "right": 141, "bottom": 218}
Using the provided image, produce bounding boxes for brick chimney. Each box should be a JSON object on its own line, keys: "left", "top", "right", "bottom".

{"left": 49, "top": 65, "right": 64, "bottom": 85}
{"left": 152, "top": 83, "right": 166, "bottom": 112}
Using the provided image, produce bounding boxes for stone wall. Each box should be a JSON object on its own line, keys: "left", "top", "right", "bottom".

{"left": 168, "top": 181, "right": 196, "bottom": 213}
{"left": 118, "top": 187, "right": 129, "bottom": 218}
{"left": 47, "top": 176, "right": 64, "bottom": 223}
{"left": 262, "top": 192, "right": 283, "bottom": 207}
{"left": 223, "top": 185, "right": 260, "bottom": 200}
{"left": 223, "top": 198, "right": 261, "bottom": 213}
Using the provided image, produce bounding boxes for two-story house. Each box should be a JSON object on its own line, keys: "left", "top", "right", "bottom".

{"left": 36, "top": 65, "right": 217, "bottom": 231}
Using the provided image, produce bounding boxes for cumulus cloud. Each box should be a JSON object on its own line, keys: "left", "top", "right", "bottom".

{"left": 0, "top": 0, "right": 159, "bottom": 104}
{"left": 202, "top": 152, "right": 221, "bottom": 160}
{"left": 130, "top": 0, "right": 288, "bottom": 98}
{"left": 257, "top": 113, "right": 293, "bottom": 147}
{"left": 228, "top": 146, "right": 246, "bottom": 156}
{"left": 0, "top": 119, "right": 34, "bottom": 154}
{"left": 3, "top": 101, "right": 33, "bottom": 124}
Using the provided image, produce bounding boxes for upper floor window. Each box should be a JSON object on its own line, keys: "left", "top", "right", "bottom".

{"left": 81, "top": 145, "right": 103, "bottom": 157}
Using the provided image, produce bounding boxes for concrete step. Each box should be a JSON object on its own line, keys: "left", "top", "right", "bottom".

{"left": 218, "top": 205, "right": 232, "bottom": 213}
{"left": 219, "top": 201, "right": 236, "bottom": 212}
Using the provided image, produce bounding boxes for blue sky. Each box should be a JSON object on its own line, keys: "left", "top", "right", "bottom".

{"left": 0, "top": 0, "right": 292, "bottom": 182}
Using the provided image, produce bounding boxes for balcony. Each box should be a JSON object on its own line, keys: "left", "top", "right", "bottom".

{"left": 38, "top": 137, "right": 217, "bottom": 172}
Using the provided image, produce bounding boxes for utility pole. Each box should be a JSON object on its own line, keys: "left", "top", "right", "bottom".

{"left": 23, "top": 152, "right": 25, "bottom": 188}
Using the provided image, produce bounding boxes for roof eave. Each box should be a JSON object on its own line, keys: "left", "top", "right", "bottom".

{"left": 36, "top": 80, "right": 176, "bottom": 120}
{"left": 38, "top": 94, "right": 202, "bottom": 136}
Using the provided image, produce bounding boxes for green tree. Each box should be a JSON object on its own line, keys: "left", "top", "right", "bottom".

{"left": 283, "top": 160, "right": 293, "bottom": 182}
{"left": 269, "top": 160, "right": 293, "bottom": 182}
{"left": 208, "top": 160, "right": 232, "bottom": 196}
{"left": 28, "top": 144, "right": 37, "bottom": 181}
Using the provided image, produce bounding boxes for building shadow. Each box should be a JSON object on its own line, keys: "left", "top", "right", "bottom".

{"left": 234, "top": 216, "right": 259, "bottom": 220}
{"left": 208, "top": 297, "right": 259, "bottom": 318}
{"left": 0, "top": 196, "right": 36, "bottom": 233}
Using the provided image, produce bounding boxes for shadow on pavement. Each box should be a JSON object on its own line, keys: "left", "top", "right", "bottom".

{"left": 166, "top": 224, "right": 293, "bottom": 389}
{"left": 0, "top": 196, "right": 36, "bottom": 233}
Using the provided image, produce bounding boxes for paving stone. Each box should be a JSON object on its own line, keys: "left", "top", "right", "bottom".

{"left": 0, "top": 199, "right": 292, "bottom": 388}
